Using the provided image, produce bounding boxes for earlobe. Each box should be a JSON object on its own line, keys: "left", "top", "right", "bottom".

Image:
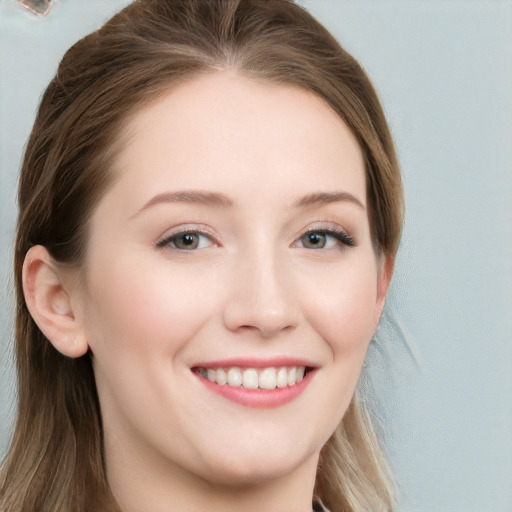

{"left": 22, "top": 245, "right": 88, "bottom": 358}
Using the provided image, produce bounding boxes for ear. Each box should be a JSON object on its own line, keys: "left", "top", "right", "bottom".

{"left": 22, "top": 245, "right": 88, "bottom": 358}
{"left": 373, "top": 254, "right": 394, "bottom": 331}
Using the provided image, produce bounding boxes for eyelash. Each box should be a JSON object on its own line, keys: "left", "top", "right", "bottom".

{"left": 297, "top": 227, "right": 356, "bottom": 249}
{"left": 155, "top": 224, "right": 356, "bottom": 252}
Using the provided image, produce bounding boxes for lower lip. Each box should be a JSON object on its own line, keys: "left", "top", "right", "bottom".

{"left": 194, "top": 371, "right": 314, "bottom": 409}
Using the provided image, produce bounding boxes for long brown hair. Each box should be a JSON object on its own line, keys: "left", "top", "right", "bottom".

{"left": 0, "top": 1, "right": 404, "bottom": 510}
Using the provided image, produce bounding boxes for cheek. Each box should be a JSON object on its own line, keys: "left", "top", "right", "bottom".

{"left": 300, "top": 256, "right": 379, "bottom": 386}
{"left": 292, "top": 257, "right": 380, "bottom": 442}
{"left": 80, "top": 254, "right": 224, "bottom": 446}
{"left": 82, "top": 254, "right": 218, "bottom": 362}
{"left": 307, "top": 262, "right": 377, "bottom": 345}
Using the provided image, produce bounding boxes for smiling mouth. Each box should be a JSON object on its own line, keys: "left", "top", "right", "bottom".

{"left": 194, "top": 366, "right": 309, "bottom": 390}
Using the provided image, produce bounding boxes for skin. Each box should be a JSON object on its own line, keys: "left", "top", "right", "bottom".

{"left": 23, "top": 71, "right": 391, "bottom": 512}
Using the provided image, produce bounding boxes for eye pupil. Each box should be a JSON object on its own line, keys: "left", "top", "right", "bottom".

{"left": 176, "top": 233, "right": 199, "bottom": 249}
{"left": 303, "top": 232, "right": 326, "bottom": 249}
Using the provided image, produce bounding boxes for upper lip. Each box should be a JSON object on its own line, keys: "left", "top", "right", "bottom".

{"left": 191, "top": 357, "right": 317, "bottom": 369}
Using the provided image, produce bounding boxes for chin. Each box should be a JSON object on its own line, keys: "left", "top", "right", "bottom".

{"left": 191, "top": 437, "right": 319, "bottom": 488}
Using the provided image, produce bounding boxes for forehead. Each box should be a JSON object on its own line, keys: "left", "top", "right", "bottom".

{"left": 111, "top": 71, "right": 366, "bottom": 207}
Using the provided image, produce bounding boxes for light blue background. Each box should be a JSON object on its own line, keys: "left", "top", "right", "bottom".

{"left": 1, "top": 1, "right": 511, "bottom": 511}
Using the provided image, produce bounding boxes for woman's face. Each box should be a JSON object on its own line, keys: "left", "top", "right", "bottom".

{"left": 75, "top": 72, "right": 389, "bottom": 490}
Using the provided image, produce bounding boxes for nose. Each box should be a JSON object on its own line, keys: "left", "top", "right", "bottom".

{"left": 222, "top": 249, "right": 301, "bottom": 339}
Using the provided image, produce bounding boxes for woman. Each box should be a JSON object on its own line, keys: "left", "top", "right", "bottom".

{"left": 0, "top": 1, "right": 403, "bottom": 511}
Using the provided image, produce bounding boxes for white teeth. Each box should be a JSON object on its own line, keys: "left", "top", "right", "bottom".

{"left": 199, "top": 365, "right": 307, "bottom": 389}
{"left": 259, "top": 368, "right": 276, "bottom": 390}
{"left": 242, "top": 369, "right": 258, "bottom": 389}
{"left": 227, "top": 367, "right": 242, "bottom": 387}
{"left": 276, "top": 367, "right": 288, "bottom": 388}
{"left": 287, "top": 367, "right": 297, "bottom": 386}
{"left": 216, "top": 368, "right": 227, "bottom": 385}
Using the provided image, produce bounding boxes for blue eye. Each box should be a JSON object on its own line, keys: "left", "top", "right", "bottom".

{"left": 298, "top": 230, "right": 355, "bottom": 249}
{"left": 157, "top": 231, "right": 212, "bottom": 251}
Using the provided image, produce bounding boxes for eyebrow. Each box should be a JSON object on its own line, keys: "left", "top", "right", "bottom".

{"left": 135, "top": 188, "right": 365, "bottom": 217}
{"left": 136, "top": 190, "right": 234, "bottom": 215}
{"left": 293, "top": 191, "right": 365, "bottom": 210}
